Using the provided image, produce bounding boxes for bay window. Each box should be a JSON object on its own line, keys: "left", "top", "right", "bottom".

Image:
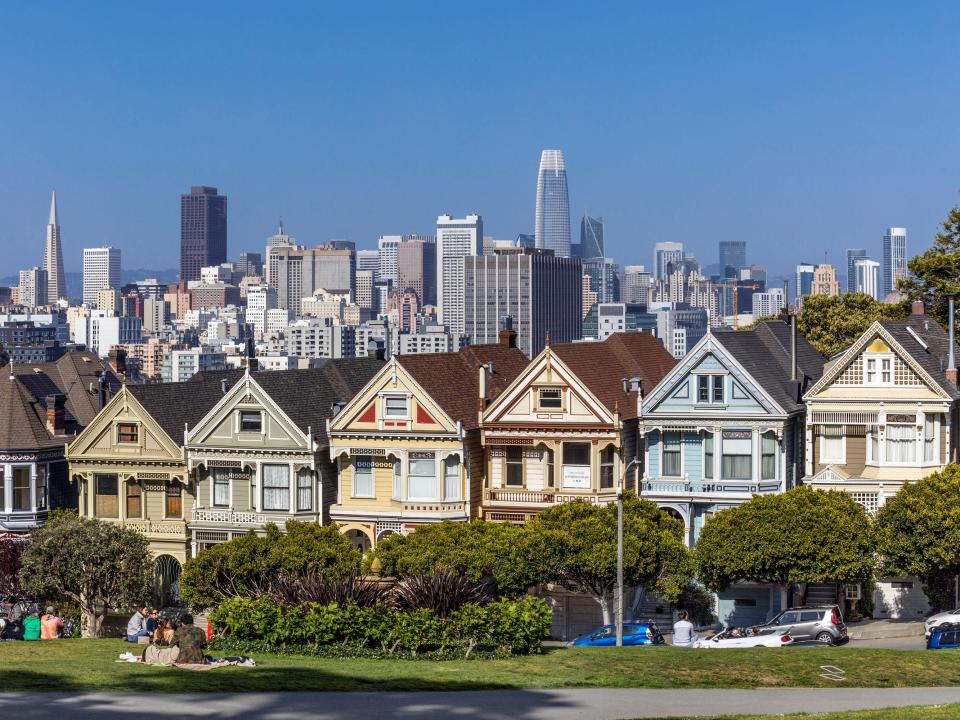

{"left": 506, "top": 447, "right": 524, "bottom": 486}
{"left": 924, "top": 415, "right": 936, "bottom": 463}
{"left": 408, "top": 453, "right": 436, "bottom": 499}
{"left": 662, "top": 432, "right": 681, "bottom": 477}
{"left": 721, "top": 432, "right": 752, "bottom": 481}
{"left": 820, "top": 425, "right": 844, "bottom": 463}
{"left": 262, "top": 464, "right": 290, "bottom": 511}
{"left": 444, "top": 456, "right": 460, "bottom": 500}
{"left": 761, "top": 432, "right": 777, "bottom": 480}
{"left": 885, "top": 424, "right": 916, "bottom": 464}
{"left": 703, "top": 433, "right": 714, "bottom": 479}
{"left": 352, "top": 457, "right": 374, "bottom": 498}
{"left": 297, "top": 470, "right": 313, "bottom": 511}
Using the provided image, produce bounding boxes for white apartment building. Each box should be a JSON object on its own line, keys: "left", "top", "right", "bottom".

{"left": 854, "top": 258, "right": 881, "bottom": 300}
{"left": 161, "top": 348, "right": 229, "bottom": 382}
{"left": 285, "top": 319, "right": 356, "bottom": 359}
{"left": 751, "top": 288, "right": 785, "bottom": 318}
{"left": 70, "top": 309, "right": 141, "bottom": 357}
{"left": 18, "top": 267, "right": 47, "bottom": 308}
{"left": 396, "top": 325, "right": 462, "bottom": 354}
{"left": 652, "top": 242, "right": 683, "bottom": 280}
{"left": 82, "top": 247, "right": 121, "bottom": 307}
{"left": 377, "top": 236, "right": 401, "bottom": 286}
{"left": 246, "top": 284, "right": 278, "bottom": 337}
{"left": 436, "top": 214, "right": 482, "bottom": 337}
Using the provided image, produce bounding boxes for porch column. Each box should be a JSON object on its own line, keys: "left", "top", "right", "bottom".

{"left": 752, "top": 427, "right": 760, "bottom": 482}
{"left": 804, "top": 422, "right": 813, "bottom": 477}
{"left": 289, "top": 462, "right": 296, "bottom": 514}
{"left": 779, "top": 429, "right": 787, "bottom": 490}
{"left": 713, "top": 428, "right": 721, "bottom": 481}
{"left": 3, "top": 463, "right": 12, "bottom": 513}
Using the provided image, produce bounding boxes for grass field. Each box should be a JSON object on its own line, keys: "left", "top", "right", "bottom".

{"left": 1, "top": 640, "right": 959, "bottom": 693}
{"left": 676, "top": 706, "right": 960, "bottom": 720}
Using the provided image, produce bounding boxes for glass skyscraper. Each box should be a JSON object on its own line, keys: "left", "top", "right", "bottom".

{"left": 578, "top": 215, "right": 604, "bottom": 258}
{"left": 535, "top": 149, "right": 571, "bottom": 257}
{"left": 846, "top": 249, "right": 867, "bottom": 293}
{"left": 882, "top": 227, "right": 907, "bottom": 298}
{"left": 718, "top": 241, "right": 746, "bottom": 273}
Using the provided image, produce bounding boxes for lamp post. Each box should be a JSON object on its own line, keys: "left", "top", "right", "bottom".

{"left": 616, "top": 457, "right": 642, "bottom": 647}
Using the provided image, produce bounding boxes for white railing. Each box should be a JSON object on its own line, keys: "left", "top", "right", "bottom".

{"left": 126, "top": 520, "right": 188, "bottom": 537}
{"left": 402, "top": 501, "right": 467, "bottom": 513}
{"left": 191, "top": 508, "right": 266, "bottom": 525}
{"left": 486, "top": 489, "right": 556, "bottom": 504}
{"left": 642, "top": 479, "right": 780, "bottom": 495}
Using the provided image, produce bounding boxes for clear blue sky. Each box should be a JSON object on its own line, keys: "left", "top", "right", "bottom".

{"left": 2, "top": 2, "right": 959, "bottom": 278}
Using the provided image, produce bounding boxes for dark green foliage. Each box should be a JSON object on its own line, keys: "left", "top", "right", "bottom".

{"left": 899, "top": 205, "right": 960, "bottom": 332}
{"left": 677, "top": 582, "right": 716, "bottom": 626}
{"left": 268, "top": 569, "right": 392, "bottom": 607}
{"left": 795, "top": 293, "right": 910, "bottom": 357}
{"left": 393, "top": 569, "right": 492, "bottom": 616}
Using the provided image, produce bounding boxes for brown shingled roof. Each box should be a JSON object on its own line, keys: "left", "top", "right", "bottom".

{"left": 397, "top": 344, "right": 529, "bottom": 430}
{"left": 550, "top": 332, "right": 677, "bottom": 420}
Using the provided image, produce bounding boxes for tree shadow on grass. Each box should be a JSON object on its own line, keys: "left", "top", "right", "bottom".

{"left": 0, "top": 670, "right": 583, "bottom": 719}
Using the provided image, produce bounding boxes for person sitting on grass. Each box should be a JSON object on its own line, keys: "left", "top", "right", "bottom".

{"left": 23, "top": 608, "right": 41, "bottom": 641}
{"left": 153, "top": 617, "right": 175, "bottom": 646}
{"left": 172, "top": 613, "right": 207, "bottom": 664}
{"left": 3, "top": 596, "right": 23, "bottom": 640}
{"left": 125, "top": 604, "right": 151, "bottom": 643}
{"left": 672, "top": 609, "right": 696, "bottom": 647}
{"left": 40, "top": 607, "right": 63, "bottom": 640}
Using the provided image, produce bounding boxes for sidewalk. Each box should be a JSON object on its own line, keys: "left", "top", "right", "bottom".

{"left": 846, "top": 618, "right": 924, "bottom": 640}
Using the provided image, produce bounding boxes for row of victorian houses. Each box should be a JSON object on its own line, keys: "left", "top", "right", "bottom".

{"left": 3, "top": 303, "right": 957, "bottom": 632}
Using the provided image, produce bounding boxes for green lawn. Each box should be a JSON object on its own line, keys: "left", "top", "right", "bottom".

{"left": 667, "top": 706, "right": 960, "bottom": 720}
{"left": 1, "top": 640, "right": 960, "bottom": 692}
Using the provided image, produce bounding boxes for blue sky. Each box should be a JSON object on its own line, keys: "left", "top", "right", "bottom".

{"left": 2, "top": 2, "right": 959, "bottom": 279}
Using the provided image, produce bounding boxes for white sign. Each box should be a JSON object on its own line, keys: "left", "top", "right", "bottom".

{"left": 562, "top": 466, "right": 592, "bottom": 489}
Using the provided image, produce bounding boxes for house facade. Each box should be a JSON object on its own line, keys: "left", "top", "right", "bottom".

{"left": 639, "top": 320, "right": 824, "bottom": 627}
{"left": 803, "top": 307, "right": 960, "bottom": 618}
{"left": 328, "top": 337, "right": 528, "bottom": 551}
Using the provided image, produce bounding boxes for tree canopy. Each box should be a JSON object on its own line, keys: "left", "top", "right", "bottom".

{"left": 899, "top": 205, "right": 960, "bottom": 332}
{"left": 18, "top": 514, "right": 153, "bottom": 637}
{"left": 795, "top": 293, "right": 909, "bottom": 357}
{"left": 695, "top": 487, "right": 874, "bottom": 603}
{"left": 180, "top": 521, "right": 361, "bottom": 610}
{"left": 874, "top": 465, "right": 960, "bottom": 611}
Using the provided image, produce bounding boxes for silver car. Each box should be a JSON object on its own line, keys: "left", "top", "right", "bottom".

{"left": 763, "top": 605, "right": 847, "bottom": 645}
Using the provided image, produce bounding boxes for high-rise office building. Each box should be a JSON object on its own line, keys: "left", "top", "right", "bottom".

{"left": 43, "top": 191, "right": 65, "bottom": 304}
{"left": 578, "top": 215, "right": 604, "bottom": 258}
{"left": 355, "top": 270, "right": 376, "bottom": 311}
{"left": 846, "top": 249, "right": 867, "bottom": 293}
{"left": 882, "top": 227, "right": 907, "bottom": 298}
{"left": 652, "top": 242, "right": 684, "bottom": 280}
{"left": 82, "top": 247, "right": 121, "bottom": 307}
{"left": 854, "top": 257, "right": 881, "bottom": 300}
{"left": 397, "top": 239, "right": 437, "bottom": 307}
{"left": 582, "top": 257, "right": 620, "bottom": 304}
{"left": 436, "top": 214, "right": 482, "bottom": 336}
{"left": 19, "top": 267, "right": 47, "bottom": 308}
{"left": 377, "top": 236, "right": 401, "bottom": 286}
{"left": 751, "top": 288, "right": 785, "bottom": 318}
{"left": 464, "top": 247, "right": 581, "bottom": 358}
{"left": 273, "top": 245, "right": 356, "bottom": 316}
{"left": 237, "top": 252, "right": 263, "bottom": 278}
{"left": 357, "top": 249, "right": 380, "bottom": 280}
{"left": 180, "top": 186, "right": 227, "bottom": 282}
{"left": 811, "top": 264, "right": 840, "bottom": 297}
{"left": 265, "top": 223, "right": 297, "bottom": 287}
{"left": 719, "top": 241, "right": 746, "bottom": 274}
{"left": 795, "top": 263, "right": 816, "bottom": 304}
{"left": 534, "top": 150, "right": 571, "bottom": 257}
{"left": 621, "top": 265, "right": 652, "bottom": 305}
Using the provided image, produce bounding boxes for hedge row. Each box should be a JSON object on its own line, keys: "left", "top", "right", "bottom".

{"left": 209, "top": 595, "right": 551, "bottom": 657}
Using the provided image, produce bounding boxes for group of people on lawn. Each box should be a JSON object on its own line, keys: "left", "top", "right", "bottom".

{"left": 2, "top": 597, "right": 64, "bottom": 640}
{"left": 125, "top": 604, "right": 207, "bottom": 664}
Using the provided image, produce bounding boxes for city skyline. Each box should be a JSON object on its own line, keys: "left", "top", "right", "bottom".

{"left": 2, "top": 5, "right": 958, "bottom": 278}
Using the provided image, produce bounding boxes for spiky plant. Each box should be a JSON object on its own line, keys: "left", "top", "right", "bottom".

{"left": 392, "top": 568, "right": 491, "bottom": 617}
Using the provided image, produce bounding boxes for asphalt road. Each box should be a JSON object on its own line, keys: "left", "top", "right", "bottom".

{"left": 0, "top": 688, "right": 958, "bottom": 719}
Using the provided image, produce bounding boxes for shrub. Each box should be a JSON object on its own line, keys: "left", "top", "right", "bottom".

{"left": 393, "top": 569, "right": 491, "bottom": 616}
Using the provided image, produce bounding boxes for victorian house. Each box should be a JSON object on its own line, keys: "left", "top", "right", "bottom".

{"left": 328, "top": 335, "right": 528, "bottom": 551}
{"left": 480, "top": 332, "right": 676, "bottom": 522}
{"left": 2, "top": 352, "right": 120, "bottom": 533}
{"left": 638, "top": 320, "right": 824, "bottom": 627}
{"left": 185, "top": 359, "right": 384, "bottom": 555}
{"left": 803, "top": 303, "right": 960, "bottom": 618}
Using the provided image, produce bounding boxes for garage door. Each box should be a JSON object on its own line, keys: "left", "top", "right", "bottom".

{"left": 718, "top": 587, "right": 771, "bottom": 628}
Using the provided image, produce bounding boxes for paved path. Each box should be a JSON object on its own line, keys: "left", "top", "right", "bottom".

{"left": 1, "top": 688, "right": 959, "bottom": 719}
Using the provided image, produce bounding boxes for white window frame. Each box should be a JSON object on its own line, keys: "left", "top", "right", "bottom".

{"left": 702, "top": 431, "right": 714, "bottom": 480}
{"left": 864, "top": 354, "right": 895, "bottom": 387}
{"left": 923, "top": 414, "right": 939, "bottom": 465}
{"left": 237, "top": 409, "right": 265, "bottom": 434}
{"left": 211, "top": 467, "right": 232, "bottom": 507}
{"left": 443, "top": 455, "right": 460, "bottom": 501}
{"left": 819, "top": 425, "right": 846, "bottom": 464}
{"left": 536, "top": 386, "right": 564, "bottom": 411}
{"left": 693, "top": 373, "right": 727, "bottom": 405}
{"left": 882, "top": 422, "right": 920, "bottom": 467}
{"left": 382, "top": 394, "right": 410, "bottom": 419}
{"left": 352, "top": 456, "right": 375, "bottom": 498}
{"left": 661, "top": 431, "right": 683, "bottom": 478}
{"left": 407, "top": 452, "right": 438, "bottom": 500}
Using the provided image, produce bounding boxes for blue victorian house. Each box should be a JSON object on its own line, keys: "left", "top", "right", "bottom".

{"left": 638, "top": 319, "right": 824, "bottom": 625}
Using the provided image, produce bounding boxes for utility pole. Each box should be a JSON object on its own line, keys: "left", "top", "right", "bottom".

{"left": 616, "top": 457, "right": 642, "bottom": 647}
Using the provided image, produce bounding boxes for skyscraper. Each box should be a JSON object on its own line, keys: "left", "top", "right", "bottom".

{"left": 397, "top": 239, "right": 437, "bottom": 307}
{"left": 19, "top": 267, "right": 47, "bottom": 308}
{"left": 795, "top": 262, "right": 816, "bottom": 304}
{"left": 882, "top": 227, "right": 907, "bottom": 298}
{"left": 578, "top": 215, "right": 604, "bottom": 258}
{"left": 83, "top": 247, "right": 121, "bottom": 307}
{"left": 621, "top": 265, "right": 652, "bottom": 305}
{"left": 846, "top": 249, "right": 867, "bottom": 293}
{"left": 180, "top": 186, "right": 227, "bottom": 282}
{"left": 534, "top": 150, "right": 571, "bottom": 257}
{"left": 377, "top": 236, "right": 402, "bottom": 286}
{"left": 718, "top": 241, "right": 746, "bottom": 274}
{"left": 436, "top": 214, "right": 482, "bottom": 336}
{"left": 43, "top": 191, "right": 65, "bottom": 304}
{"left": 854, "top": 257, "right": 881, "bottom": 299}
{"left": 582, "top": 257, "right": 620, "bottom": 304}
{"left": 357, "top": 249, "right": 380, "bottom": 279}
{"left": 811, "top": 264, "right": 840, "bottom": 297}
{"left": 652, "top": 242, "right": 684, "bottom": 280}
{"left": 265, "top": 223, "right": 297, "bottom": 287}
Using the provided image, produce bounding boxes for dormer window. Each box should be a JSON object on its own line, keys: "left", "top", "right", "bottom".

{"left": 117, "top": 423, "right": 139, "bottom": 444}
{"left": 239, "top": 410, "right": 262, "bottom": 433}
{"left": 696, "top": 375, "right": 725, "bottom": 404}
{"left": 537, "top": 387, "right": 563, "bottom": 410}
{"left": 383, "top": 396, "right": 409, "bottom": 418}
{"left": 864, "top": 355, "right": 893, "bottom": 386}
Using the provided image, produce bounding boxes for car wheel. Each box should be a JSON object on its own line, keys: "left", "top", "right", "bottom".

{"left": 816, "top": 632, "right": 834, "bottom": 645}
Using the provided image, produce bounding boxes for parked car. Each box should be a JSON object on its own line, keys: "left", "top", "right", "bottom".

{"left": 927, "top": 622, "right": 960, "bottom": 649}
{"left": 925, "top": 609, "right": 960, "bottom": 638}
{"left": 570, "top": 623, "right": 664, "bottom": 646}
{"left": 694, "top": 627, "right": 794, "bottom": 649}
{"left": 762, "top": 605, "right": 847, "bottom": 645}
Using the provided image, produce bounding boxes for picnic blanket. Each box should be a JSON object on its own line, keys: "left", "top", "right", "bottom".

{"left": 117, "top": 652, "right": 255, "bottom": 670}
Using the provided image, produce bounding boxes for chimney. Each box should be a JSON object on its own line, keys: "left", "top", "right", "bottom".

{"left": 912, "top": 300, "right": 926, "bottom": 315}
{"left": 478, "top": 366, "right": 488, "bottom": 405}
{"left": 947, "top": 296, "right": 957, "bottom": 387}
{"left": 110, "top": 347, "right": 127, "bottom": 376}
{"left": 45, "top": 393, "right": 66, "bottom": 435}
{"left": 97, "top": 373, "right": 107, "bottom": 409}
{"left": 790, "top": 314, "right": 798, "bottom": 382}
{"left": 498, "top": 315, "right": 517, "bottom": 348}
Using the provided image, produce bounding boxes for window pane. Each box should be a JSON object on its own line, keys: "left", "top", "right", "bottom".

{"left": 663, "top": 432, "right": 681, "bottom": 477}
{"left": 704, "top": 434, "right": 714, "bottom": 479}
{"left": 0, "top": 468, "right": 4, "bottom": 510}
{"left": 886, "top": 425, "right": 916, "bottom": 463}
{"left": 126, "top": 482, "right": 141, "bottom": 518}
{"left": 821, "top": 425, "right": 843, "bottom": 461}
{"left": 600, "top": 447, "right": 615, "bottom": 489}
{"left": 166, "top": 482, "right": 182, "bottom": 518}
{"left": 239, "top": 411, "right": 262, "bottom": 432}
{"left": 392, "top": 459, "right": 401, "bottom": 499}
{"left": 506, "top": 447, "right": 524, "bottom": 486}
{"left": 296, "top": 470, "right": 312, "bottom": 511}
{"left": 213, "top": 468, "right": 231, "bottom": 506}
{"left": 538, "top": 387, "right": 562, "bottom": 409}
{"left": 924, "top": 415, "right": 936, "bottom": 462}
{"left": 697, "top": 376, "right": 709, "bottom": 402}
{"left": 13, "top": 468, "right": 31, "bottom": 512}
{"left": 262, "top": 464, "right": 290, "bottom": 511}
{"left": 563, "top": 443, "right": 591, "bottom": 466}
{"left": 35, "top": 465, "right": 46, "bottom": 510}
{"left": 408, "top": 456, "right": 436, "bottom": 499}
{"left": 353, "top": 458, "right": 373, "bottom": 497}
{"left": 444, "top": 457, "right": 460, "bottom": 500}
{"left": 95, "top": 473, "right": 118, "bottom": 518}
{"left": 117, "top": 423, "right": 139, "bottom": 443}
{"left": 384, "top": 397, "right": 408, "bottom": 417}
{"left": 721, "top": 434, "right": 752, "bottom": 480}
{"left": 712, "top": 375, "right": 724, "bottom": 402}
{"left": 761, "top": 433, "right": 776, "bottom": 480}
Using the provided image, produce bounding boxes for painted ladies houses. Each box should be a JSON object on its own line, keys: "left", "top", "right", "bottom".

{"left": 67, "top": 371, "right": 242, "bottom": 583}
{"left": 1, "top": 352, "right": 120, "bottom": 533}
{"left": 480, "top": 332, "right": 677, "bottom": 522}
{"left": 639, "top": 320, "right": 824, "bottom": 626}
{"left": 185, "top": 359, "right": 384, "bottom": 554}
{"left": 328, "top": 335, "right": 528, "bottom": 551}
{"left": 803, "top": 303, "right": 960, "bottom": 618}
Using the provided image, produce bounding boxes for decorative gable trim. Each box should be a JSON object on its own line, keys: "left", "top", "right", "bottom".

{"left": 809, "top": 464, "right": 850, "bottom": 484}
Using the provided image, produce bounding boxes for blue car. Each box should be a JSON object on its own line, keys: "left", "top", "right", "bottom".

{"left": 927, "top": 623, "right": 960, "bottom": 649}
{"left": 570, "top": 623, "right": 664, "bottom": 646}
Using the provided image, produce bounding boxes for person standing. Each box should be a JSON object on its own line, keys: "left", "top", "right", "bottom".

{"left": 23, "top": 608, "right": 41, "bottom": 641}
{"left": 172, "top": 614, "right": 207, "bottom": 664}
{"left": 672, "top": 609, "right": 696, "bottom": 647}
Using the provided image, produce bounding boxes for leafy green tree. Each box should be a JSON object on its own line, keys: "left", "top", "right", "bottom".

{"left": 695, "top": 486, "right": 875, "bottom": 610}
{"left": 367, "top": 520, "right": 541, "bottom": 598}
{"left": 874, "top": 466, "right": 960, "bottom": 611}
{"left": 524, "top": 493, "right": 692, "bottom": 624}
{"left": 18, "top": 514, "right": 152, "bottom": 637}
{"left": 899, "top": 205, "right": 960, "bottom": 331}
{"left": 795, "top": 293, "right": 909, "bottom": 357}
{"left": 181, "top": 521, "right": 360, "bottom": 610}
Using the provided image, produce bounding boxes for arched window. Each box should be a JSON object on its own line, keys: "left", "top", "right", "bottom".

{"left": 125, "top": 480, "right": 142, "bottom": 518}
{"left": 152, "top": 555, "right": 182, "bottom": 608}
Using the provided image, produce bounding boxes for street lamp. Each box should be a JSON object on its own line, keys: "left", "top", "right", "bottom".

{"left": 616, "top": 457, "right": 642, "bottom": 647}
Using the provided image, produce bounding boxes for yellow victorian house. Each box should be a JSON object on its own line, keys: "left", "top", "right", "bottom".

{"left": 67, "top": 370, "right": 243, "bottom": 602}
{"left": 328, "top": 334, "right": 528, "bottom": 550}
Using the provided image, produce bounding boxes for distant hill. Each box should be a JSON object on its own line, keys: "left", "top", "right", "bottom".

{"left": 0, "top": 269, "right": 179, "bottom": 300}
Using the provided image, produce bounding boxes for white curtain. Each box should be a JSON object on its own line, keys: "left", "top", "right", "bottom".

{"left": 885, "top": 425, "right": 916, "bottom": 463}
{"left": 262, "top": 464, "right": 290, "bottom": 511}
{"left": 408, "top": 457, "right": 436, "bottom": 499}
{"left": 444, "top": 457, "right": 460, "bottom": 500}
{"left": 924, "top": 415, "right": 936, "bottom": 462}
{"left": 821, "top": 425, "right": 843, "bottom": 462}
{"left": 297, "top": 469, "right": 313, "bottom": 511}
{"left": 353, "top": 458, "right": 373, "bottom": 497}
{"left": 213, "top": 468, "right": 231, "bottom": 506}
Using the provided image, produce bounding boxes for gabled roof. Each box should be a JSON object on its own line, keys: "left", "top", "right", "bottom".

{"left": 879, "top": 315, "right": 960, "bottom": 400}
{"left": 0, "top": 351, "right": 121, "bottom": 451}
{"left": 549, "top": 332, "right": 677, "bottom": 420}
{"left": 711, "top": 320, "right": 825, "bottom": 414}
{"left": 396, "top": 344, "right": 529, "bottom": 430}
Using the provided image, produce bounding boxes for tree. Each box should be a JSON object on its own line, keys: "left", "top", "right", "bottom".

{"left": 524, "top": 493, "right": 692, "bottom": 624}
{"left": 180, "top": 521, "right": 360, "bottom": 610}
{"left": 0, "top": 536, "right": 28, "bottom": 598}
{"left": 695, "top": 486, "right": 875, "bottom": 610}
{"left": 795, "top": 293, "right": 909, "bottom": 357}
{"left": 368, "top": 520, "right": 542, "bottom": 598}
{"left": 18, "top": 514, "right": 152, "bottom": 637}
{"left": 899, "top": 205, "right": 960, "bottom": 331}
{"left": 874, "top": 466, "right": 960, "bottom": 611}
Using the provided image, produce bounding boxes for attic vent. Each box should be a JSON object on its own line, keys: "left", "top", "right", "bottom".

{"left": 32, "top": 368, "right": 41, "bottom": 373}
{"left": 82, "top": 357, "right": 92, "bottom": 363}
{"left": 906, "top": 326, "right": 928, "bottom": 351}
